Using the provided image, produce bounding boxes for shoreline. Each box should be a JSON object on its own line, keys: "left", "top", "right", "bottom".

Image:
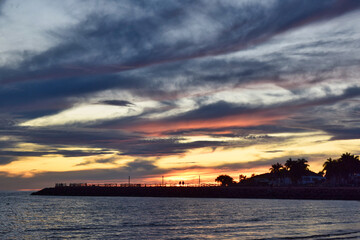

{"left": 31, "top": 186, "right": 360, "bottom": 200}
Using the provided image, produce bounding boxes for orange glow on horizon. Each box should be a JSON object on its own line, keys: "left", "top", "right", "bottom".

{"left": 138, "top": 166, "right": 271, "bottom": 185}
{"left": 128, "top": 114, "right": 286, "bottom": 135}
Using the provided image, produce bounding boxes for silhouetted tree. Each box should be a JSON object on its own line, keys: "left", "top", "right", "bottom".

{"left": 323, "top": 153, "right": 360, "bottom": 185}
{"left": 285, "top": 158, "right": 309, "bottom": 185}
{"left": 215, "top": 175, "right": 235, "bottom": 186}
{"left": 284, "top": 158, "right": 296, "bottom": 171}
{"left": 338, "top": 152, "right": 360, "bottom": 177}
{"left": 238, "top": 174, "right": 247, "bottom": 183}
{"left": 239, "top": 174, "right": 247, "bottom": 181}
{"left": 269, "top": 162, "right": 288, "bottom": 185}
{"left": 323, "top": 158, "right": 337, "bottom": 179}
{"left": 270, "top": 163, "right": 283, "bottom": 175}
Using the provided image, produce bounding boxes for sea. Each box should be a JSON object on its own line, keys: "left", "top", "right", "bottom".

{"left": 1, "top": 191, "right": 360, "bottom": 239}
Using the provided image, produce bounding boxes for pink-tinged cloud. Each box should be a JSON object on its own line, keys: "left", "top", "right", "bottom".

{"left": 126, "top": 114, "right": 287, "bottom": 136}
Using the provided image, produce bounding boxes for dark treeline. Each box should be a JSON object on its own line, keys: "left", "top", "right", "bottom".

{"left": 215, "top": 153, "right": 360, "bottom": 187}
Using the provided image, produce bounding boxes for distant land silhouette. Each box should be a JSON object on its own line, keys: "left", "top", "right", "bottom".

{"left": 220, "top": 152, "right": 360, "bottom": 187}
{"left": 32, "top": 153, "right": 360, "bottom": 200}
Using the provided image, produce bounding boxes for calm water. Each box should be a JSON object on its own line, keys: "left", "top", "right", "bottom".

{"left": 1, "top": 192, "right": 360, "bottom": 239}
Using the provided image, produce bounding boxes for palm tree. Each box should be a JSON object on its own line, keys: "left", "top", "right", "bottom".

{"left": 339, "top": 153, "right": 360, "bottom": 173}
{"left": 338, "top": 153, "right": 360, "bottom": 182}
{"left": 270, "top": 163, "right": 283, "bottom": 174}
{"left": 296, "top": 158, "right": 309, "bottom": 172}
{"left": 322, "top": 157, "right": 337, "bottom": 179}
{"left": 269, "top": 162, "right": 288, "bottom": 186}
{"left": 285, "top": 158, "right": 296, "bottom": 171}
{"left": 322, "top": 153, "right": 360, "bottom": 185}
{"left": 285, "top": 158, "right": 309, "bottom": 185}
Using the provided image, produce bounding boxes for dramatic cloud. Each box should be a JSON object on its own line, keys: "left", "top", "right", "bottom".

{"left": 1, "top": 0, "right": 360, "bottom": 189}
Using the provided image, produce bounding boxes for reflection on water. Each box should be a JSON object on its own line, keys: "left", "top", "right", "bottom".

{"left": 1, "top": 192, "right": 360, "bottom": 239}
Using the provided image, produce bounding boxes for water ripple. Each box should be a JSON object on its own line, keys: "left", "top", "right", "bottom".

{"left": 1, "top": 192, "right": 360, "bottom": 239}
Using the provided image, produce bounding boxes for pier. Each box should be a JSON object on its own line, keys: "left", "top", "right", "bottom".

{"left": 54, "top": 182, "right": 218, "bottom": 188}
{"left": 32, "top": 184, "right": 360, "bottom": 200}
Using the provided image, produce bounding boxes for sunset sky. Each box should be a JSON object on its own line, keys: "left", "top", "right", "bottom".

{"left": 1, "top": 0, "right": 360, "bottom": 190}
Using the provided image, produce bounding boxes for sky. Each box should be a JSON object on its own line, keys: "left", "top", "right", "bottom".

{"left": 1, "top": 0, "right": 360, "bottom": 190}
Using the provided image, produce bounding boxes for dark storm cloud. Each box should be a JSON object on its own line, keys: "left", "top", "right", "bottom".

{"left": 0, "top": 59, "right": 248, "bottom": 112}
{"left": 0, "top": 120, "right": 298, "bottom": 166}
{"left": 118, "top": 138, "right": 228, "bottom": 157}
{"left": 145, "top": 86, "right": 360, "bottom": 128}
{"left": 265, "top": 150, "right": 284, "bottom": 153}
{"left": 276, "top": 88, "right": 360, "bottom": 141}
{"left": 139, "top": 86, "right": 360, "bottom": 141}
{"left": 0, "top": 150, "right": 110, "bottom": 158}
{"left": 0, "top": 0, "right": 359, "bottom": 120}
{"left": 4, "top": 44, "right": 358, "bottom": 121}
{"left": 76, "top": 156, "right": 119, "bottom": 166}
{"left": 0, "top": 126, "right": 141, "bottom": 165}
{"left": 0, "top": 114, "right": 18, "bottom": 128}
{"left": 278, "top": 86, "right": 360, "bottom": 112}
{"left": 325, "top": 128, "right": 360, "bottom": 140}
{"left": 0, "top": 126, "right": 225, "bottom": 163}
{"left": 124, "top": 159, "right": 158, "bottom": 172}
{"left": 288, "top": 104, "right": 360, "bottom": 141}
{"left": 0, "top": 156, "right": 15, "bottom": 166}
{"left": 1, "top": 1, "right": 360, "bottom": 190}
{"left": 6, "top": 126, "right": 140, "bottom": 147}
{"left": 1, "top": 0, "right": 358, "bottom": 85}
{"left": 269, "top": 86, "right": 360, "bottom": 141}
{"left": 1, "top": 53, "right": 358, "bottom": 118}
{"left": 0, "top": 148, "right": 113, "bottom": 165}
{"left": 0, "top": 0, "right": 6, "bottom": 15}
{"left": 2, "top": 83, "right": 354, "bottom": 164}
{"left": 100, "top": 100, "right": 134, "bottom": 107}
{"left": 0, "top": 74, "right": 134, "bottom": 109}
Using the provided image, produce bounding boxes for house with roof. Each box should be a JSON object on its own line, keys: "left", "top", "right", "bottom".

{"left": 241, "top": 170, "right": 324, "bottom": 186}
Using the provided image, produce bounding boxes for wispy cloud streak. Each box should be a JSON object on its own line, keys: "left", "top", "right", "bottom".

{"left": 1, "top": 0, "right": 360, "bottom": 189}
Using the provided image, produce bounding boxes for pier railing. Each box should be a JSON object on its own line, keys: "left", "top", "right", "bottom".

{"left": 55, "top": 183, "right": 219, "bottom": 188}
